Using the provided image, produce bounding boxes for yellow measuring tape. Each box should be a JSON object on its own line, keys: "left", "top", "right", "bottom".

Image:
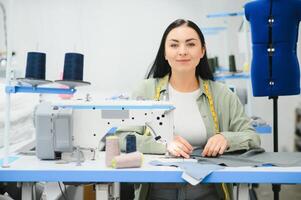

{"left": 154, "top": 78, "right": 230, "bottom": 200}
{"left": 203, "top": 81, "right": 219, "bottom": 133}
{"left": 155, "top": 75, "right": 169, "bottom": 101}
{"left": 203, "top": 80, "right": 230, "bottom": 200}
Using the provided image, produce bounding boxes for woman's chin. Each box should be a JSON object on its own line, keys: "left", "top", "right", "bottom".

{"left": 173, "top": 67, "right": 196, "bottom": 74}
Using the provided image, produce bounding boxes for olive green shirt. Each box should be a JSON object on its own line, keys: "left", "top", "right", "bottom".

{"left": 115, "top": 75, "right": 261, "bottom": 200}
{"left": 116, "top": 76, "right": 261, "bottom": 153}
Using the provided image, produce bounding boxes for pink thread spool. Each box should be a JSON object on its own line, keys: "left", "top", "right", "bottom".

{"left": 105, "top": 136, "right": 120, "bottom": 167}
{"left": 111, "top": 152, "right": 143, "bottom": 169}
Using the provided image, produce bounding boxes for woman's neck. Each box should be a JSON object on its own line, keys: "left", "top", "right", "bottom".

{"left": 169, "top": 72, "right": 199, "bottom": 92}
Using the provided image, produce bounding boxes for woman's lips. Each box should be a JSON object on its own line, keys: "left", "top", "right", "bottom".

{"left": 176, "top": 59, "right": 190, "bottom": 62}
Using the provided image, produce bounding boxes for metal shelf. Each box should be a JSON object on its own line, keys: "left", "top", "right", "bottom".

{"left": 207, "top": 12, "right": 244, "bottom": 18}
{"left": 5, "top": 85, "right": 76, "bottom": 94}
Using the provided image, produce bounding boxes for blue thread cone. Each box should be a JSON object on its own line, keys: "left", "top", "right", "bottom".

{"left": 126, "top": 135, "right": 137, "bottom": 153}
{"left": 63, "top": 53, "right": 84, "bottom": 81}
{"left": 229, "top": 55, "right": 237, "bottom": 72}
{"left": 25, "top": 52, "right": 46, "bottom": 80}
{"left": 55, "top": 52, "right": 90, "bottom": 88}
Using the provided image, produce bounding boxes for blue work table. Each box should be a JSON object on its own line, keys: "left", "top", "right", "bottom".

{"left": 1, "top": 152, "right": 300, "bottom": 184}
{"left": 1, "top": 152, "right": 301, "bottom": 200}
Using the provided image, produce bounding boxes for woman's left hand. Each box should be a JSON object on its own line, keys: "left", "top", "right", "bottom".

{"left": 202, "top": 134, "right": 228, "bottom": 157}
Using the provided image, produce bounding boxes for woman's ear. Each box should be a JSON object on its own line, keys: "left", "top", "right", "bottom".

{"left": 201, "top": 46, "right": 206, "bottom": 57}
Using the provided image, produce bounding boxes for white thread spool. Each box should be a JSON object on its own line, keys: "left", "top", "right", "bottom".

{"left": 111, "top": 152, "right": 143, "bottom": 169}
{"left": 105, "top": 136, "right": 120, "bottom": 167}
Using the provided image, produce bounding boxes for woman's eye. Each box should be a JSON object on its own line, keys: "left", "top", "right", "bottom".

{"left": 170, "top": 44, "right": 178, "bottom": 48}
{"left": 187, "top": 43, "right": 195, "bottom": 47}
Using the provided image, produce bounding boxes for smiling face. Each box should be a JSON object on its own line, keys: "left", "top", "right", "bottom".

{"left": 164, "top": 25, "right": 205, "bottom": 75}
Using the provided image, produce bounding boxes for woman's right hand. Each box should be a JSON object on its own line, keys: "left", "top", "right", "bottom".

{"left": 167, "top": 135, "right": 193, "bottom": 158}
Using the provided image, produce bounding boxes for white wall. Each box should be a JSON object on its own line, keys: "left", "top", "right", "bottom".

{"left": 1, "top": 0, "right": 301, "bottom": 152}
{"left": 2, "top": 0, "right": 247, "bottom": 94}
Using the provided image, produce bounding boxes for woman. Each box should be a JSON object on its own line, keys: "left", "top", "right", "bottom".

{"left": 116, "top": 19, "right": 260, "bottom": 200}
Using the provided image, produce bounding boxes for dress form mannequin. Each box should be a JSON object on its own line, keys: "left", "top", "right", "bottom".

{"left": 245, "top": 0, "right": 301, "bottom": 97}
{"left": 245, "top": 1, "right": 301, "bottom": 199}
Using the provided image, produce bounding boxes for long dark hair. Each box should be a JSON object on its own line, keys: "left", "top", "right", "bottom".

{"left": 147, "top": 19, "right": 213, "bottom": 80}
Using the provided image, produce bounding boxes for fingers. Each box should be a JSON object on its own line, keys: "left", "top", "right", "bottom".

{"left": 202, "top": 139, "right": 211, "bottom": 156}
{"left": 202, "top": 134, "right": 228, "bottom": 157}
{"left": 209, "top": 144, "right": 220, "bottom": 157}
{"left": 167, "top": 142, "right": 190, "bottom": 158}
{"left": 219, "top": 143, "right": 227, "bottom": 155}
{"left": 203, "top": 143, "right": 223, "bottom": 157}
{"left": 177, "top": 143, "right": 190, "bottom": 154}
{"left": 175, "top": 136, "right": 193, "bottom": 152}
{"left": 175, "top": 145, "right": 190, "bottom": 158}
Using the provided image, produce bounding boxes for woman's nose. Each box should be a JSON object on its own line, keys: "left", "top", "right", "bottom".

{"left": 178, "top": 46, "right": 188, "bottom": 56}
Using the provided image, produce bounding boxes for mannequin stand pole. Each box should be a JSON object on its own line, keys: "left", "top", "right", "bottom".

{"left": 270, "top": 96, "right": 281, "bottom": 200}
{"left": 272, "top": 96, "right": 278, "bottom": 152}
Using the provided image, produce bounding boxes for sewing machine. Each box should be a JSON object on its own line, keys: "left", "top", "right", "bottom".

{"left": 34, "top": 100, "right": 175, "bottom": 160}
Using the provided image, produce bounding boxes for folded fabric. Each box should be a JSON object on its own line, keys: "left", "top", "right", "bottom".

{"left": 149, "top": 160, "right": 224, "bottom": 185}
{"left": 150, "top": 148, "right": 301, "bottom": 185}
{"left": 243, "top": 152, "right": 301, "bottom": 167}
{"left": 191, "top": 147, "right": 301, "bottom": 167}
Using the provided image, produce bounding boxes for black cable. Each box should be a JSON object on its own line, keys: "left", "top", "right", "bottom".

{"left": 64, "top": 183, "right": 70, "bottom": 200}
{"left": 58, "top": 182, "right": 68, "bottom": 200}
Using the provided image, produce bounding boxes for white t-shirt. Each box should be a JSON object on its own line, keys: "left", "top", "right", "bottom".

{"left": 168, "top": 84, "right": 207, "bottom": 147}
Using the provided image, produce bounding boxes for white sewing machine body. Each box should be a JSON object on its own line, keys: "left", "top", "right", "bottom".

{"left": 34, "top": 100, "right": 174, "bottom": 159}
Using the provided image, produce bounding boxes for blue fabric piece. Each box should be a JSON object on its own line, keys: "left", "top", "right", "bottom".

{"left": 0, "top": 156, "right": 19, "bottom": 165}
{"left": 176, "top": 162, "right": 224, "bottom": 182}
{"left": 149, "top": 160, "right": 224, "bottom": 182}
{"left": 244, "top": 0, "right": 301, "bottom": 96}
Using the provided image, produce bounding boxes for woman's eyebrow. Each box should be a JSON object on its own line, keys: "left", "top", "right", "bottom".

{"left": 168, "top": 38, "right": 198, "bottom": 42}
{"left": 168, "top": 39, "right": 179, "bottom": 42}
{"left": 186, "top": 38, "right": 197, "bottom": 42}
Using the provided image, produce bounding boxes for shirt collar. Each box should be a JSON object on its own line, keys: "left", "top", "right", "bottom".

{"left": 158, "top": 74, "right": 207, "bottom": 97}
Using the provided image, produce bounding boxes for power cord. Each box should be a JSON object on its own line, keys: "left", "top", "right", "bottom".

{"left": 58, "top": 182, "right": 68, "bottom": 200}
{"left": 63, "top": 184, "right": 70, "bottom": 200}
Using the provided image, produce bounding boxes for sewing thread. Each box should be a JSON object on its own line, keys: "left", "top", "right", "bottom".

{"left": 25, "top": 52, "right": 46, "bottom": 80}
{"left": 111, "top": 152, "right": 143, "bottom": 169}
{"left": 63, "top": 53, "right": 84, "bottom": 81}
{"left": 105, "top": 136, "right": 120, "bottom": 167}
{"left": 126, "top": 134, "right": 136, "bottom": 153}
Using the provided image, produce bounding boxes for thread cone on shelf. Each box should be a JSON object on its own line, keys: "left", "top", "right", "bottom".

{"left": 55, "top": 52, "right": 90, "bottom": 88}
{"left": 17, "top": 52, "right": 52, "bottom": 86}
